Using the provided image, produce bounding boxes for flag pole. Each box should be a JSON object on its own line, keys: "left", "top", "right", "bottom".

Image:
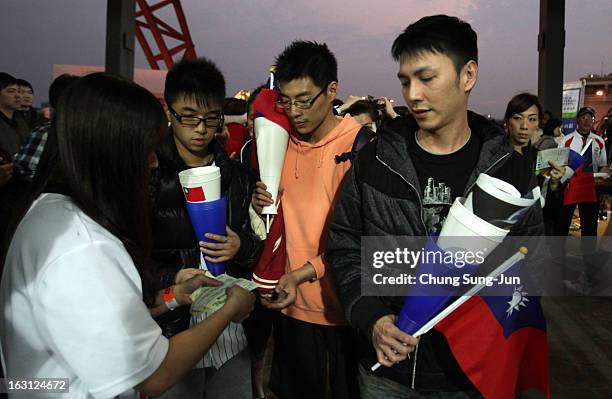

{"left": 371, "top": 247, "right": 528, "bottom": 371}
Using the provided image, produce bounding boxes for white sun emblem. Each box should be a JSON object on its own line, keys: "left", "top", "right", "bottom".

{"left": 506, "top": 285, "right": 529, "bottom": 317}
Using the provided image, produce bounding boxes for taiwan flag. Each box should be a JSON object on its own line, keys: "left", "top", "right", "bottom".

{"left": 435, "top": 263, "right": 549, "bottom": 399}
{"left": 183, "top": 186, "right": 206, "bottom": 202}
{"left": 564, "top": 140, "right": 597, "bottom": 205}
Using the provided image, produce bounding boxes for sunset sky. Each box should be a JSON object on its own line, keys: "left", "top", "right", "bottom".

{"left": 2, "top": 0, "right": 611, "bottom": 117}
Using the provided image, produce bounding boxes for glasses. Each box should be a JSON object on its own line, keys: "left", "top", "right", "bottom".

{"left": 168, "top": 106, "right": 224, "bottom": 128}
{"left": 275, "top": 82, "right": 331, "bottom": 111}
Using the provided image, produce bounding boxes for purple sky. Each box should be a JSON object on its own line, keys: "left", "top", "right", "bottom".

{"left": 2, "top": 0, "right": 611, "bottom": 118}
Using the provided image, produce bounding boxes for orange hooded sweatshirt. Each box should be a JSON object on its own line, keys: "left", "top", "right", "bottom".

{"left": 280, "top": 114, "right": 362, "bottom": 326}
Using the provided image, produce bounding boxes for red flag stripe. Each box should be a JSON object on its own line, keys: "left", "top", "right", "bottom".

{"left": 435, "top": 296, "right": 549, "bottom": 399}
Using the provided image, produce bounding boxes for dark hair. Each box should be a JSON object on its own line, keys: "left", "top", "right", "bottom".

{"left": 223, "top": 97, "right": 246, "bottom": 115}
{"left": 2, "top": 73, "right": 166, "bottom": 305}
{"left": 391, "top": 15, "right": 478, "bottom": 74}
{"left": 49, "top": 74, "right": 79, "bottom": 108}
{"left": 346, "top": 100, "right": 379, "bottom": 122}
{"left": 332, "top": 99, "right": 344, "bottom": 108}
{"left": 275, "top": 41, "right": 338, "bottom": 89}
{"left": 504, "top": 93, "right": 543, "bottom": 121}
{"left": 542, "top": 117, "right": 562, "bottom": 137}
{"left": 164, "top": 57, "right": 226, "bottom": 110}
{"left": 15, "top": 78, "right": 33, "bottom": 92}
{"left": 0, "top": 72, "right": 17, "bottom": 91}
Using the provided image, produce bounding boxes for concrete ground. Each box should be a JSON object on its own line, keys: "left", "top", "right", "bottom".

{"left": 545, "top": 215, "right": 612, "bottom": 398}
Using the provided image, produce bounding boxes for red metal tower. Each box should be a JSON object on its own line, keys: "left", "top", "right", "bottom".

{"left": 134, "top": 0, "right": 197, "bottom": 70}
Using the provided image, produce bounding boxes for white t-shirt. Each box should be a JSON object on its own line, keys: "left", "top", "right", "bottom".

{"left": 0, "top": 193, "right": 169, "bottom": 398}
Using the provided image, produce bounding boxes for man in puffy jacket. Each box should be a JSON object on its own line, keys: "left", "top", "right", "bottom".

{"left": 150, "top": 57, "right": 261, "bottom": 399}
{"left": 326, "top": 14, "right": 545, "bottom": 398}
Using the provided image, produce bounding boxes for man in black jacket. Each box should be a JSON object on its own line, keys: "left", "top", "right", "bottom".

{"left": 150, "top": 57, "right": 261, "bottom": 399}
{"left": 326, "top": 15, "right": 545, "bottom": 398}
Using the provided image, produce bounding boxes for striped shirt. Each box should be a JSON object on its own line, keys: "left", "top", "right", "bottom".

{"left": 192, "top": 254, "right": 247, "bottom": 369}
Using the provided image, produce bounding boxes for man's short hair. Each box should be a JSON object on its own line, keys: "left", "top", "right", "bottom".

{"left": 346, "top": 100, "right": 379, "bottom": 122}
{"left": 274, "top": 41, "right": 338, "bottom": 89}
{"left": 391, "top": 15, "right": 478, "bottom": 74}
{"left": 15, "top": 79, "right": 33, "bottom": 92}
{"left": 0, "top": 72, "right": 17, "bottom": 91}
{"left": 164, "top": 57, "right": 226, "bottom": 109}
{"left": 223, "top": 97, "right": 246, "bottom": 116}
{"left": 49, "top": 74, "right": 80, "bottom": 108}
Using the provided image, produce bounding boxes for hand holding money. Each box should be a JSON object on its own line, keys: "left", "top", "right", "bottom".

{"left": 174, "top": 274, "right": 222, "bottom": 306}
{"left": 224, "top": 286, "right": 255, "bottom": 322}
{"left": 190, "top": 274, "right": 258, "bottom": 315}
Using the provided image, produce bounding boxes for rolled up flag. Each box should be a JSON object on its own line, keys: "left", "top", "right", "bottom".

{"left": 178, "top": 166, "right": 221, "bottom": 203}
{"left": 178, "top": 166, "right": 227, "bottom": 276}
{"left": 250, "top": 84, "right": 294, "bottom": 294}
{"left": 253, "top": 89, "right": 291, "bottom": 232}
{"left": 252, "top": 200, "right": 287, "bottom": 296}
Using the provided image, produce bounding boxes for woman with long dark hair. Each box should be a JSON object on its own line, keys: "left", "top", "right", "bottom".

{"left": 0, "top": 73, "right": 254, "bottom": 398}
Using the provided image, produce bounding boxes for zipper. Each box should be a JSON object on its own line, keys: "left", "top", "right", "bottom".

{"left": 376, "top": 155, "right": 426, "bottom": 390}
{"left": 462, "top": 152, "right": 511, "bottom": 197}
{"left": 375, "top": 155, "right": 428, "bottom": 235}
{"left": 375, "top": 150, "right": 509, "bottom": 390}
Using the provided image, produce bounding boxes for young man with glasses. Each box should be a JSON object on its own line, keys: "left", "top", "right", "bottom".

{"left": 150, "top": 57, "right": 261, "bottom": 399}
{"left": 252, "top": 40, "right": 363, "bottom": 399}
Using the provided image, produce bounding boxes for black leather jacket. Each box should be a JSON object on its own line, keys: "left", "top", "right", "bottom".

{"left": 150, "top": 134, "right": 262, "bottom": 337}
{"left": 326, "top": 112, "right": 545, "bottom": 392}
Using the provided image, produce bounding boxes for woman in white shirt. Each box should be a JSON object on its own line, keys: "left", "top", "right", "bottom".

{"left": 0, "top": 73, "right": 254, "bottom": 399}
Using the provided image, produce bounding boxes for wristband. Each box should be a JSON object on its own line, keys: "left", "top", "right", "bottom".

{"left": 163, "top": 286, "right": 180, "bottom": 311}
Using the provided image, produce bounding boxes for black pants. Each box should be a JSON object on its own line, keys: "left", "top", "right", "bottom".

{"left": 270, "top": 313, "right": 359, "bottom": 399}
{"left": 563, "top": 202, "right": 599, "bottom": 254}
{"left": 242, "top": 295, "right": 277, "bottom": 361}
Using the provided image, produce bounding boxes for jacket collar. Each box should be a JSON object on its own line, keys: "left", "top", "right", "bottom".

{"left": 377, "top": 111, "right": 512, "bottom": 195}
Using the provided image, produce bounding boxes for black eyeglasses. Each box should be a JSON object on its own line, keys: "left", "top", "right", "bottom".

{"left": 168, "top": 106, "right": 224, "bottom": 128}
{"left": 275, "top": 82, "right": 331, "bottom": 111}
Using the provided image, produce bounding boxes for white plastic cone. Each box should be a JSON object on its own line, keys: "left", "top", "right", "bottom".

{"left": 255, "top": 117, "right": 289, "bottom": 216}
{"left": 438, "top": 197, "right": 508, "bottom": 255}
{"left": 178, "top": 166, "right": 221, "bottom": 203}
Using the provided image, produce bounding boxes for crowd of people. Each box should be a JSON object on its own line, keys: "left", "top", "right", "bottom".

{"left": 1, "top": 13, "right": 611, "bottom": 399}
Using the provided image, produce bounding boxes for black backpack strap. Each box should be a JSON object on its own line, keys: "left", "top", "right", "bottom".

{"left": 334, "top": 126, "right": 377, "bottom": 164}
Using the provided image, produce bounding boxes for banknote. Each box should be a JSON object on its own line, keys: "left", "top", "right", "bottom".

{"left": 190, "top": 274, "right": 259, "bottom": 316}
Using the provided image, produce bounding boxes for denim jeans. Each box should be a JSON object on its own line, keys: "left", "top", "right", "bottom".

{"left": 358, "top": 365, "right": 481, "bottom": 399}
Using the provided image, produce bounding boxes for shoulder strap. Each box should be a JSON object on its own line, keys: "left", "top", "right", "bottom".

{"left": 334, "top": 126, "right": 377, "bottom": 164}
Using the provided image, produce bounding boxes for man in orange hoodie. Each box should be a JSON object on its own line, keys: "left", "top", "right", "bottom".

{"left": 252, "top": 40, "right": 362, "bottom": 399}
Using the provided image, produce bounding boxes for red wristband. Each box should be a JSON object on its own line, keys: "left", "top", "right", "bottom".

{"left": 162, "top": 286, "right": 175, "bottom": 302}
